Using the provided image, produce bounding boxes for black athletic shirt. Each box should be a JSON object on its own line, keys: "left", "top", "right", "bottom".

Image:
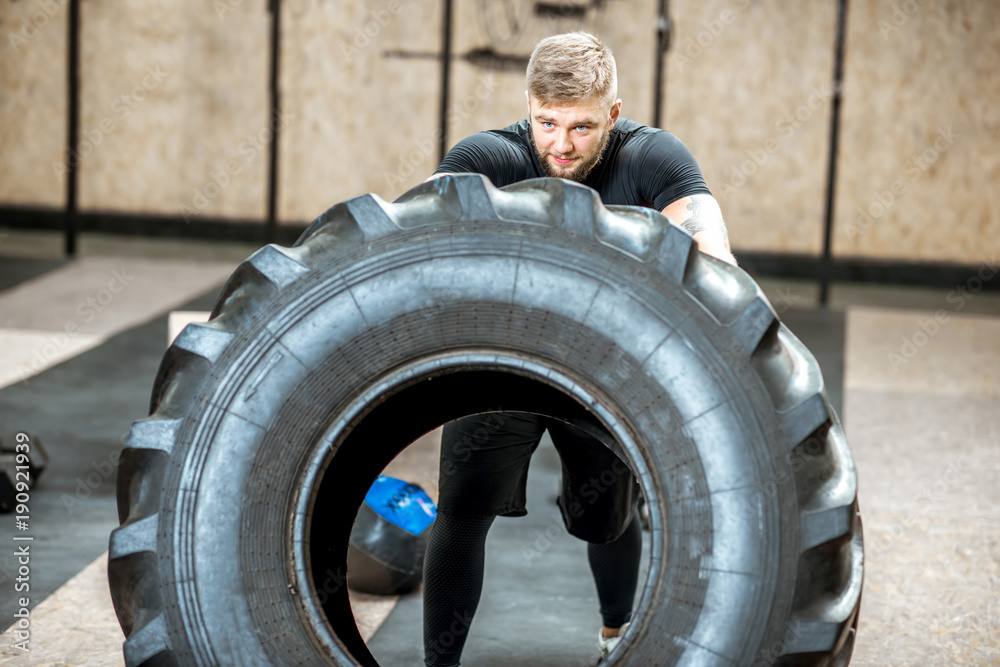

{"left": 434, "top": 117, "right": 711, "bottom": 211}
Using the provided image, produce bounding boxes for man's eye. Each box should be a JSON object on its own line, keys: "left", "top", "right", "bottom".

{"left": 542, "top": 122, "right": 554, "bottom": 129}
{"left": 576, "top": 125, "right": 589, "bottom": 132}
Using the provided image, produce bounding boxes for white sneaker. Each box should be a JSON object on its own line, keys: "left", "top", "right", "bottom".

{"left": 597, "top": 622, "right": 630, "bottom": 662}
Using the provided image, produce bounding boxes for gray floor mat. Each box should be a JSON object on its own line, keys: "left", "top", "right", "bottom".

{"left": 0, "top": 257, "right": 69, "bottom": 291}
{"left": 0, "top": 285, "right": 223, "bottom": 633}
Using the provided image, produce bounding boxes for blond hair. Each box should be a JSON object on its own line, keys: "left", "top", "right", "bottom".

{"left": 526, "top": 31, "right": 618, "bottom": 110}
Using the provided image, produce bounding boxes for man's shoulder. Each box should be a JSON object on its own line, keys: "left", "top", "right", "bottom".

{"left": 611, "top": 118, "right": 672, "bottom": 146}
{"left": 611, "top": 119, "right": 696, "bottom": 163}
{"left": 612, "top": 117, "right": 649, "bottom": 135}
{"left": 452, "top": 119, "right": 530, "bottom": 153}
{"left": 592, "top": 118, "right": 709, "bottom": 209}
{"left": 481, "top": 119, "right": 531, "bottom": 145}
{"left": 436, "top": 119, "right": 536, "bottom": 182}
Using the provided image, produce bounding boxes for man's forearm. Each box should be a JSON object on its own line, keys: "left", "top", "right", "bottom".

{"left": 662, "top": 194, "right": 737, "bottom": 266}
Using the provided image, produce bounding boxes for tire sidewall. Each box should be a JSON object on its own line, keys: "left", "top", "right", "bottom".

{"left": 158, "top": 224, "right": 798, "bottom": 666}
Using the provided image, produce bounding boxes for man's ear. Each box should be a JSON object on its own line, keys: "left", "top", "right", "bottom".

{"left": 609, "top": 99, "right": 622, "bottom": 128}
{"left": 525, "top": 90, "right": 532, "bottom": 116}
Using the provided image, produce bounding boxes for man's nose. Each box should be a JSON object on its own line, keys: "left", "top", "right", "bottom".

{"left": 554, "top": 130, "right": 572, "bottom": 155}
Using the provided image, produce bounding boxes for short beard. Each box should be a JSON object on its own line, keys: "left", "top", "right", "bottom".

{"left": 530, "top": 126, "right": 612, "bottom": 183}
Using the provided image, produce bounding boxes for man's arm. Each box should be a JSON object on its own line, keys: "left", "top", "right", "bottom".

{"left": 662, "top": 194, "right": 737, "bottom": 266}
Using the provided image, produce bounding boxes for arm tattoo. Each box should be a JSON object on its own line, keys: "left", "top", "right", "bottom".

{"left": 680, "top": 199, "right": 710, "bottom": 236}
{"left": 680, "top": 197, "right": 730, "bottom": 244}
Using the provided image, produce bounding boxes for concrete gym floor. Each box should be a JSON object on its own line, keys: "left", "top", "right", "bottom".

{"left": 0, "top": 230, "right": 997, "bottom": 666}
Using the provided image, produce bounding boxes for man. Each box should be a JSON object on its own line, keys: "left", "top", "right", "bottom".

{"left": 422, "top": 31, "right": 735, "bottom": 667}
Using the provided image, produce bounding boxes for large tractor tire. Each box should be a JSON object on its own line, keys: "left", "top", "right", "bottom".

{"left": 109, "top": 175, "right": 862, "bottom": 666}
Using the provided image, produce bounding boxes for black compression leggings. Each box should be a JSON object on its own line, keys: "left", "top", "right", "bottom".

{"left": 423, "top": 511, "right": 495, "bottom": 667}
{"left": 588, "top": 507, "right": 643, "bottom": 629}
{"left": 422, "top": 508, "right": 642, "bottom": 667}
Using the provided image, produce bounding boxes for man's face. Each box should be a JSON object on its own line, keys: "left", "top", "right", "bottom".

{"left": 527, "top": 94, "right": 621, "bottom": 182}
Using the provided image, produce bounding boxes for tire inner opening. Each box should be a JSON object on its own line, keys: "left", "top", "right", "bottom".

{"left": 305, "top": 368, "right": 653, "bottom": 666}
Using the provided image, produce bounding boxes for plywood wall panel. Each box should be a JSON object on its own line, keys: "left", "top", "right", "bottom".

{"left": 833, "top": 0, "right": 1000, "bottom": 263}
{"left": 4, "top": 0, "right": 991, "bottom": 265}
{"left": 0, "top": 0, "right": 68, "bottom": 207}
{"left": 277, "top": 0, "right": 441, "bottom": 221}
{"left": 76, "top": 0, "right": 270, "bottom": 221}
{"left": 665, "top": 0, "right": 835, "bottom": 255}
{"left": 596, "top": 0, "right": 659, "bottom": 128}
{"left": 445, "top": 0, "right": 659, "bottom": 159}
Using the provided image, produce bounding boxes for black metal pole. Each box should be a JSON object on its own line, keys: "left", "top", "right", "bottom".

{"left": 437, "top": 0, "right": 453, "bottom": 165}
{"left": 265, "top": 0, "right": 281, "bottom": 245}
{"left": 819, "top": 0, "right": 849, "bottom": 306}
{"left": 65, "top": 0, "right": 81, "bottom": 257}
{"left": 652, "top": 0, "right": 671, "bottom": 129}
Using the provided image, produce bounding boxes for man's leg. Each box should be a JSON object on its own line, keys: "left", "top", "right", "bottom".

{"left": 424, "top": 413, "right": 546, "bottom": 666}
{"left": 423, "top": 510, "right": 495, "bottom": 667}
{"left": 546, "top": 420, "right": 643, "bottom": 649}
{"left": 588, "top": 507, "right": 642, "bottom": 637}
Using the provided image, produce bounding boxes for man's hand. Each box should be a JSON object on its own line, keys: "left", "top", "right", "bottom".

{"left": 662, "top": 194, "right": 737, "bottom": 267}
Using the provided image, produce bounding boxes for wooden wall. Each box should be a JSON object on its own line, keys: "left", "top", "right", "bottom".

{"left": 77, "top": 0, "right": 270, "bottom": 220}
{"left": 664, "top": 0, "right": 836, "bottom": 255}
{"left": 278, "top": 0, "right": 441, "bottom": 221}
{"left": 1, "top": 0, "right": 69, "bottom": 208}
{"left": 833, "top": 0, "right": 1000, "bottom": 263}
{"left": 1, "top": 0, "right": 997, "bottom": 265}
